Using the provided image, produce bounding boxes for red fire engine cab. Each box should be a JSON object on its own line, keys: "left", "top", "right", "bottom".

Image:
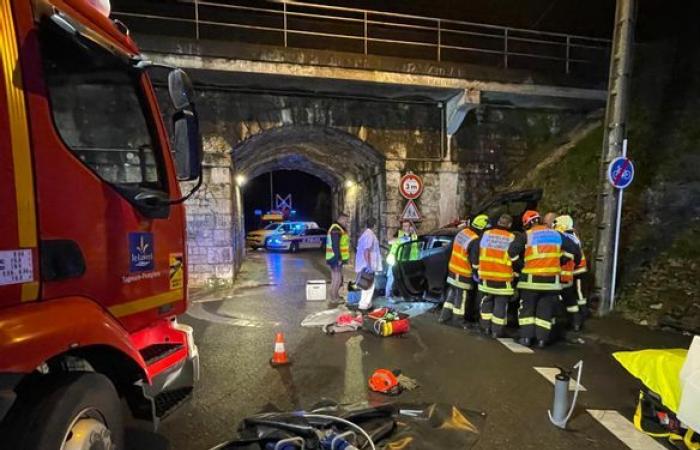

{"left": 0, "top": 0, "right": 202, "bottom": 447}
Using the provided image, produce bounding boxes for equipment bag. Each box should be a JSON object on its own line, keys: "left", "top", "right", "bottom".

{"left": 355, "top": 269, "right": 375, "bottom": 290}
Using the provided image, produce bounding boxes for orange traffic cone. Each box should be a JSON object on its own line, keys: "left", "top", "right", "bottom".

{"left": 270, "top": 332, "right": 291, "bottom": 367}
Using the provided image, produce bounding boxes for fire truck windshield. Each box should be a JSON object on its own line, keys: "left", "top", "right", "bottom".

{"left": 38, "top": 22, "right": 168, "bottom": 195}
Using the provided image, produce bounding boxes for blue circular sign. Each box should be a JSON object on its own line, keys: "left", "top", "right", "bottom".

{"left": 608, "top": 157, "right": 635, "bottom": 189}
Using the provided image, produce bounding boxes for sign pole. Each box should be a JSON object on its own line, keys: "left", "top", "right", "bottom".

{"left": 609, "top": 139, "right": 627, "bottom": 310}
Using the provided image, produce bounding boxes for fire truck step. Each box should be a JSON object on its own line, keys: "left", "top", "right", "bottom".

{"left": 154, "top": 386, "right": 193, "bottom": 419}
{"left": 139, "top": 343, "right": 184, "bottom": 366}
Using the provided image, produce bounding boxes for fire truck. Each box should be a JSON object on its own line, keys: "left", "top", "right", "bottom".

{"left": 0, "top": 0, "right": 201, "bottom": 448}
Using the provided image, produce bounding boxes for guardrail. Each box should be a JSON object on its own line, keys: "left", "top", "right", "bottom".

{"left": 113, "top": 0, "right": 611, "bottom": 76}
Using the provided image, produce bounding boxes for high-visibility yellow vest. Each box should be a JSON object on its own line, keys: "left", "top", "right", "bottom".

{"left": 477, "top": 228, "right": 516, "bottom": 295}
{"left": 447, "top": 228, "right": 478, "bottom": 289}
{"left": 325, "top": 223, "right": 350, "bottom": 262}
{"left": 518, "top": 225, "right": 563, "bottom": 291}
{"left": 386, "top": 231, "right": 418, "bottom": 266}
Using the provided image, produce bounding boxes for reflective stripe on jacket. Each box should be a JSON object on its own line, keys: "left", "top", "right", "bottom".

{"left": 447, "top": 228, "right": 478, "bottom": 282}
{"left": 562, "top": 231, "right": 588, "bottom": 284}
{"left": 519, "top": 225, "right": 563, "bottom": 291}
{"left": 476, "top": 228, "right": 516, "bottom": 295}
{"left": 326, "top": 223, "right": 350, "bottom": 262}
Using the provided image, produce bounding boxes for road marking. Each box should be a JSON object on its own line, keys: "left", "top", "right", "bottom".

{"left": 587, "top": 410, "right": 667, "bottom": 450}
{"left": 497, "top": 338, "right": 534, "bottom": 354}
{"left": 533, "top": 367, "right": 587, "bottom": 391}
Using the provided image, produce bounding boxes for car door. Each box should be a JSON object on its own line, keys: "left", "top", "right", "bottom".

{"left": 422, "top": 236, "right": 455, "bottom": 297}
{"left": 393, "top": 239, "right": 426, "bottom": 298}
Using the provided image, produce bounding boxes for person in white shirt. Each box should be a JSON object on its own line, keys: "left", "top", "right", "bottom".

{"left": 355, "top": 217, "right": 382, "bottom": 311}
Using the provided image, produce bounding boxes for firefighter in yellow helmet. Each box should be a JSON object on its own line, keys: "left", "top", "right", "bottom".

{"left": 472, "top": 214, "right": 517, "bottom": 338}
{"left": 508, "top": 210, "right": 580, "bottom": 348}
{"left": 439, "top": 214, "right": 489, "bottom": 325}
{"left": 554, "top": 214, "right": 588, "bottom": 331}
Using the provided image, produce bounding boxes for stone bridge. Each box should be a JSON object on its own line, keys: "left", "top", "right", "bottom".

{"left": 113, "top": 0, "right": 610, "bottom": 286}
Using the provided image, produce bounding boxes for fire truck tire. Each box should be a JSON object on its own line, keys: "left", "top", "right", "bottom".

{"left": 4, "top": 372, "right": 124, "bottom": 450}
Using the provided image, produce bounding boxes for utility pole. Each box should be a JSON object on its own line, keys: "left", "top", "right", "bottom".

{"left": 593, "top": 0, "right": 636, "bottom": 314}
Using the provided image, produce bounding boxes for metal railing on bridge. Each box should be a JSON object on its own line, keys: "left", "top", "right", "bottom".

{"left": 113, "top": 0, "right": 611, "bottom": 77}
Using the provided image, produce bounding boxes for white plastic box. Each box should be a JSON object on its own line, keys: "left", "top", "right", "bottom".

{"left": 306, "top": 280, "right": 327, "bottom": 301}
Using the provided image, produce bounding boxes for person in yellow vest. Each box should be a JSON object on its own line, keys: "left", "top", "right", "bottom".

{"left": 508, "top": 210, "right": 580, "bottom": 348}
{"left": 385, "top": 220, "right": 419, "bottom": 300}
{"left": 554, "top": 214, "right": 588, "bottom": 331}
{"left": 472, "top": 214, "right": 517, "bottom": 338}
{"left": 326, "top": 213, "right": 350, "bottom": 304}
{"left": 439, "top": 214, "right": 489, "bottom": 325}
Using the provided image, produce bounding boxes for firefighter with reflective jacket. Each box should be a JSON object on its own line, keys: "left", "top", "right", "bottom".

{"left": 554, "top": 214, "right": 588, "bottom": 331}
{"left": 472, "top": 214, "right": 516, "bottom": 338}
{"left": 508, "top": 210, "right": 581, "bottom": 348}
{"left": 385, "top": 220, "right": 419, "bottom": 299}
{"left": 439, "top": 214, "right": 489, "bottom": 324}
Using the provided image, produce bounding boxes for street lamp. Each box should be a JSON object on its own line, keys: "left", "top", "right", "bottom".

{"left": 236, "top": 174, "right": 246, "bottom": 186}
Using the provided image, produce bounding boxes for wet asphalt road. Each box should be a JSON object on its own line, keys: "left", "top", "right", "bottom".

{"left": 127, "top": 250, "right": 653, "bottom": 450}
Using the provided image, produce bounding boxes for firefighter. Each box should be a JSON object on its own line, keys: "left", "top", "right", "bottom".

{"left": 385, "top": 220, "right": 418, "bottom": 299}
{"left": 439, "top": 214, "right": 489, "bottom": 324}
{"left": 554, "top": 214, "right": 588, "bottom": 331}
{"left": 508, "top": 210, "right": 580, "bottom": 348}
{"left": 472, "top": 214, "right": 516, "bottom": 338}
{"left": 326, "top": 213, "right": 350, "bottom": 304}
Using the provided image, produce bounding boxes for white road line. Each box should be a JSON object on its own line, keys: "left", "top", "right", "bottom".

{"left": 533, "top": 367, "right": 587, "bottom": 391}
{"left": 587, "top": 410, "right": 667, "bottom": 450}
{"left": 497, "top": 338, "right": 534, "bottom": 354}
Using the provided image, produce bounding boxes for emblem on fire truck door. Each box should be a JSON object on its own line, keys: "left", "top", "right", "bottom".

{"left": 129, "top": 232, "right": 154, "bottom": 272}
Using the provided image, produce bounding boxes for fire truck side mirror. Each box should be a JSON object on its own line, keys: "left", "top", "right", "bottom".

{"left": 168, "top": 69, "right": 195, "bottom": 111}
{"left": 172, "top": 109, "right": 202, "bottom": 182}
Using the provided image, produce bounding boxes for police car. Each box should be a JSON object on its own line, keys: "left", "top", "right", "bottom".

{"left": 265, "top": 227, "right": 328, "bottom": 253}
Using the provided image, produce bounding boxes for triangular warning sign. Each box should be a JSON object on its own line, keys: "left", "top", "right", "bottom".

{"left": 401, "top": 200, "right": 422, "bottom": 221}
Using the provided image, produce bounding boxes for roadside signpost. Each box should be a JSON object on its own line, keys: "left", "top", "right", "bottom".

{"left": 399, "top": 172, "right": 423, "bottom": 222}
{"left": 607, "top": 139, "right": 634, "bottom": 310}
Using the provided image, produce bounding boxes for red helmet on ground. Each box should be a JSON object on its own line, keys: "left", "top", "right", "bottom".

{"left": 522, "top": 210, "right": 541, "bottom": 227}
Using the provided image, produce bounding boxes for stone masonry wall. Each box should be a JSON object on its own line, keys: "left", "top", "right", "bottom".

{"left": 153, "top": 84, "right": 589, "bottom": 287}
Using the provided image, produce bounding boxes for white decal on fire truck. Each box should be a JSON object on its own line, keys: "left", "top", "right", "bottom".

{"left": 0, "top": 249, "right": 34, "bottom": 286}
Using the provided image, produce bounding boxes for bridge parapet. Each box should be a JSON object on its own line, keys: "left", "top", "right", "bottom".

{"left": 113, "top": 0, "right": 610, "bottom": 88}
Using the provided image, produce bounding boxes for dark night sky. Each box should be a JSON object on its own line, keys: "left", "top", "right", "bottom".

{"left": 242, "top": 170, "right": 332, "bottom": 232}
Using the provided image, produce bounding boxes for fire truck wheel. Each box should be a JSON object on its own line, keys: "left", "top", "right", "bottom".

{"left": 5, "top": 372, "right": 124, "bottom": 450}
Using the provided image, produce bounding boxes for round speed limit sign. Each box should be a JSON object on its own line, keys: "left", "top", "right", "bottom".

{"left": 399, "top": 173, "right": 424, "bottom": 200}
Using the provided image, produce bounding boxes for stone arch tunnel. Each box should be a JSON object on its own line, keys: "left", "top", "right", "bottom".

{"left": 233, "top": 125, "right": 387, "bottom": 241}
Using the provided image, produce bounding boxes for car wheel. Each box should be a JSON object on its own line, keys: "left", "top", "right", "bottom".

{"left": 290, "top": 242, "right": 299, "bottom": 253}
{"left": 3, "top": 372, "right": 124, "bottom": 450}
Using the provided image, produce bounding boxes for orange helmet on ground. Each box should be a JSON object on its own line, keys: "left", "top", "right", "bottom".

{"left": 368, "top": 369, "right": 401, "bottom": 395}
{"left": 522, "top": 210, "right": 541, "bottom": 227}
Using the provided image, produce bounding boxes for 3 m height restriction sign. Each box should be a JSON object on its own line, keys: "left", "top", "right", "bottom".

{"left": 399, "top": 172, "right": 423, "bottom": 200}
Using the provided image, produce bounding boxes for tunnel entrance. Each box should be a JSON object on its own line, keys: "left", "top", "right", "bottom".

{"left": 233, "top": 126, "right": 386, "bottom": 243}
{"left": 242, "top": 170, "right": 332, "bottom": 233}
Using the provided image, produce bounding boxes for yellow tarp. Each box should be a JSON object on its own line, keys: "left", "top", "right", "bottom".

{"left": 613, "top": 348, "right": 688, "bottom": 413}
